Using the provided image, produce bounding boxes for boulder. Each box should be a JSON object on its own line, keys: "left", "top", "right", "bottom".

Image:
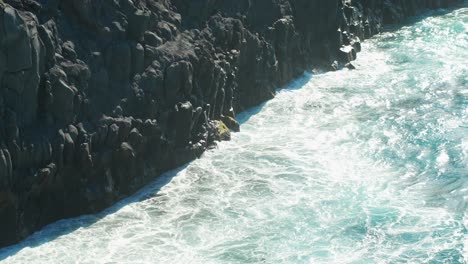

{"left": 128, "top": 128, "right": 143, "bottom": 150}
{"left": 338, "top": 45, "right": 357, "bottom": 62}
{"left": 173, "top": 102, "right": 193, "bottom": 146}
{"left": 128, "top": 9, "right": 151, "bottom": 40}
{"left": 3, "top": 5, "right": 32, "bottom": 71}
{"left": 51, "top": 78, "right": 76, "bottom": 124}
{"left": 37, "top": 23, "right": 57, "bottom": 68}
{"left": 214, "top": 120, "right": 231, "bottom": 141}
{"left": 140, "top": 66, "right": 164, "bottom": 96}
{"left": 131, "top": 43, "right": 145, "bottom": 75}
{"left": 106, "top": 123, "right": 120, "bottom": 147}
{"left": 221, "top": 115, "right": 240, "bottom": 132}
{"left": 116, "top": 118, "right": 132, "bottom": 142}
{"left": 63, "top": 133, "right": 74, "bottom": 165}
{"left": 113, "top": 142, "right": 136, "bottom": 191}
{"left": 62, "top": 41, "right": 77, "bottom": 61}
{"left": 144, "top": 31, "right": 163, "bottom": 47}
{"left": 164, "top": 61, "right": 193, "bottom": 103}
{"left": 78, "top": 143, "right": 93, "bottom": 171}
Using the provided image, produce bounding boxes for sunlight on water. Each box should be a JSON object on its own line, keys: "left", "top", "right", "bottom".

{"left": 1, "top": 6, "right": 467, "bottom": 264}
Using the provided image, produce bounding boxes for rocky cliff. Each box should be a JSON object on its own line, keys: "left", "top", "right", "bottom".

{"left": 0, "top": 0, "right": 463, "bottom": 247}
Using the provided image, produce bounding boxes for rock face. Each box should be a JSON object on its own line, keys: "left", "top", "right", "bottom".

{"left": 0, "top": 0, "right": 463, "bottom": 247}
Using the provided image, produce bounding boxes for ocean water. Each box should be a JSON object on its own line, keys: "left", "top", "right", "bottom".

{"left": 1, "top": 6, "right": 467, "bottom": 264}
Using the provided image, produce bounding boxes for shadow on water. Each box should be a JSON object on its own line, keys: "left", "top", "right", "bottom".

{"left": 0, "top": 164, "right": 190, "bottom": 261}
{"left": 0, "top": 74, "right": 315, "bottom": 262}
{"left": 237, "top": 72, "right": 313, "bottom": 125}
{"left": 0, "top": 72, "right": 315, "bottom": 262}
{"left": 0, "top": 71, "right": 314, "bottom": 263}
{"left": 0, "top": 3, "right": 467, "bottom": 261}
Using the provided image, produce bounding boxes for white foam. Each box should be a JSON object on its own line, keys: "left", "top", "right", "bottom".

{"left": 1, "top": 6, "right": 467, "bottom": 264}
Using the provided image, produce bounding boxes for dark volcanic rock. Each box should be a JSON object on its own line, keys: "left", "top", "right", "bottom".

{"left": 0, "top": 0, "right": 463, "bottom": 247}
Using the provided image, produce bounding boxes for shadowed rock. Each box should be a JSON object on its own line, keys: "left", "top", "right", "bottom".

{"left": 0, "top": 0, "right": 463, "bottom": 247}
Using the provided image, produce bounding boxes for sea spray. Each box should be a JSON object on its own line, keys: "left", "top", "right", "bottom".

{"left": 1, "top": 6, "right": 467, "bottom": 264}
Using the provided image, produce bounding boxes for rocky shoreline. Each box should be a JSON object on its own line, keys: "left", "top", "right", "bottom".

{"left": 0, "top": 0, "right": 463, "bottom": 247}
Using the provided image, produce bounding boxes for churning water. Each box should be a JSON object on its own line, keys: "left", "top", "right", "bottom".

{"left": 1, "top": 6, "right": 467, "bottom": 264}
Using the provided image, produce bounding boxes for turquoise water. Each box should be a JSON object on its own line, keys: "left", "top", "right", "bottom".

{"left": 1, "top": 6, "right": 467, "bottom": 264}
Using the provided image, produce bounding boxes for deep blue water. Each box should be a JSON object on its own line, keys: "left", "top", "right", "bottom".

{"left": 1, "top": 6, "right": 467, "bottom": 264}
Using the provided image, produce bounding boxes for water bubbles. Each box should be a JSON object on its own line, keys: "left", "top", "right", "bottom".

{"left": 1, "top": 6, "right": 468, "bottom": 264}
